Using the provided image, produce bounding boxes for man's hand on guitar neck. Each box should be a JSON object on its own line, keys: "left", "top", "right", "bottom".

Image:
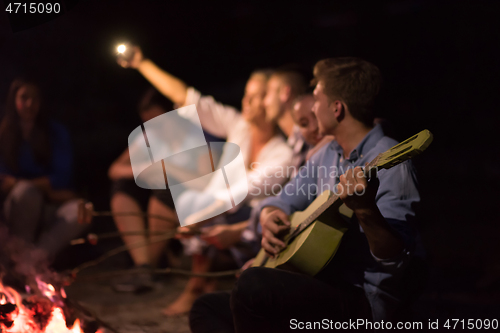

{"left": 260, "top": 207, "right": 291, "bottom": 257}
{"left": 336, "top": 166, "right": 405, "bottom": 260}
{"left": 336, "top": 166, "right": 378, "bottom": 212}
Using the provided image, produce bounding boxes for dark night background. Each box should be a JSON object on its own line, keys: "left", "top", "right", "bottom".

{"left": 1, "top": 0, "right": 499, "bottom": 322}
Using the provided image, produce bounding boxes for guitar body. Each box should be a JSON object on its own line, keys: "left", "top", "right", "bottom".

{"left": 252, "top": 190, "right": 352, "bottom": 276}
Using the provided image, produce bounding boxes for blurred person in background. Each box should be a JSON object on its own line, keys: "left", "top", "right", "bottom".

{"left": 108, "top": 87, "right": 179, "bottom": 293}
{"left": 0, "top": 78, "right": 86, "bottom": 261}
{"left": 118, "top": 47, "right": 292, "bottom": 316}
{"left": 109, "top": 87, "right": 220, "bottom": 293}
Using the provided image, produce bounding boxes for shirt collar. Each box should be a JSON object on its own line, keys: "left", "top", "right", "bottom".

{"left": 331, "top": 124, "right": 384, "bottom": 162}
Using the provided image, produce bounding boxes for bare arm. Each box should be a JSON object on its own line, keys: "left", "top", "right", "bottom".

{"left": 118, "top": 46, "right": 187, "bottom": 106}
{"left": 352, "top": 205, "right": 405, "bottom": 259}
{"left": 1, "top": 174, "right": 76, "bottom": 203}
{"left": 29, "top": 176, "right": 77, "bottom": 203}
{"left": 200, "top": 221, "right": 250, "bottom": 250}
{"left": 119, "top": 46, "right": 240, "bottom": 139}
{"left": 182, "top": 199, "right": 227, "bottom": 226}
{"left": 162, "top": 152, "right": 213, "bottom": 191}
{"left": 108, "top": 149, "right": 134, "bottom": 180}
{"left": 0, "top": 174, "right": 17, "bottom": 196}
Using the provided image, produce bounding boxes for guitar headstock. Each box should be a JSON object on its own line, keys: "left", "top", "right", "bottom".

{"left": 372, "top": 129, "right": 433, "bottom": 170}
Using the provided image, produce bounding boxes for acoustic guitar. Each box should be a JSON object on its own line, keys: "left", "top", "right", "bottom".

{"left": 252, "top": 129, "right": 433, "bottom": 276}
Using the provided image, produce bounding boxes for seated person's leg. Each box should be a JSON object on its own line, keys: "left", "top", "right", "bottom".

{"left": 148, "top": 190, "right": 178, "bottom": 267}
{"left": 224, "top": 204, "right": 258, "bottom": 268}
{"left": 231, "top": 267, "right": 372, "bottom": 333}
{"left": 163, "top": 252, "right": 215, "bottom": 317}
{"left": 190, "top": 291, "right": 234, "bottom": 333}
{"left": 3, "top": 180, "right": 44, "bottom": 243}
{"left": 37, "top": 198, "right": 88, "bottom": 259}
{"left": 150, "top": 188, "right": 211, "bottom": 316}
{"left": 162, "top": 191, "right": 237, "bottom": 317}
{"left": 110, "top": 179, "right": 150, "bottom": 267}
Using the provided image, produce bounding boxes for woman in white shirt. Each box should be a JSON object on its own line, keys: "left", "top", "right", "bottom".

{"left": 118, "top": 47, "right": 292, "bottom": 316}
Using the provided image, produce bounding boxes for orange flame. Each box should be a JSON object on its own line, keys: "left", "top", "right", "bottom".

{"left": 1, "top": 280, "right": 85, "bottom": 333}
{"left": 43, "top": 308, "right": 83, "bottom": 333}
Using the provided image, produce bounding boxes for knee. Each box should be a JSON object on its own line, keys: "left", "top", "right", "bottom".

{"left": 8, "top": 180, "right": 43, "bottom": 204}
{"left": 231, "top": 267, "right": 275, "bottom": 311}
{"left": 56, "top": 199, "right": 79, "bottom": 224}
{"left": 111, "top": 191, "right": 135, "bottom": 208}
{"left": 189, "top": 292, "right": 231, "bottom": 333}
{"left": 189, "top": 293, "right": 213, "bottom": 322}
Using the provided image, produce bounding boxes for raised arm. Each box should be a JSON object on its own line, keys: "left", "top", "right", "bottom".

{"left": 118, "top": 46, "right": 240, "bottom": 139}
{"left": 118, "top": 46, "right": 187, "bottom": 106}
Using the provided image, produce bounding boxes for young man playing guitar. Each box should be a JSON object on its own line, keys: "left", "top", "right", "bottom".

{"left": 189, "top": 57, "right": 422, "bottom": 332}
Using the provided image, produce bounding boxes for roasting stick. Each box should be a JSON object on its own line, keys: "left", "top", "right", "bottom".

{"left": 70, "top": 233, "right": 239, "bottom": 281}
{"left": 65, "top": 298, "right": 119, "bottom": 333}
{"left": 73, "top": 199, "right": 183, "bottom": 245}
{"left": 77, "top": 199, "right": 178, "bottom": 225}
{"left": 75, "top": 268, "right": 240, "bottom": 282}
{"left": 72, "top": 230, "right": 177, "bottom": 276}
{"left": 70, "top": 230, "right": 176, "bottom": 245}
{"left": 72, "top": 200, "right": 239, "bottom": 279}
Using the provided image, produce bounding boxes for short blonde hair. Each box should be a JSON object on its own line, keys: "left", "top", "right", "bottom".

{"left": 249, "top": 69, "right": 275, "bottom": 82}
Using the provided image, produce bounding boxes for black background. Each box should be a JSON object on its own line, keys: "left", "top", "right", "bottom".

{"left": 1, "top": 0, "right": 499, "bottom": 319}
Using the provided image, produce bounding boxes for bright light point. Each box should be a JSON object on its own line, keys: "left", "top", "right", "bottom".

{"left": 117, "top": 44, "right": 126, "bottom": 53}
{"left": 48, "top": 284, "right": 55, "bottom": 291}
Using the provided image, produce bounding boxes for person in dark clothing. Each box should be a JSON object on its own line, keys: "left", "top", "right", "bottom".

{"left": 0, "top": 78, "right": 86, "bottom": 260}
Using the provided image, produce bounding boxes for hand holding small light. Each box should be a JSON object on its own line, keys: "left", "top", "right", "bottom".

{"left": 115, "top": 43, "right": 143, "bottom": 69}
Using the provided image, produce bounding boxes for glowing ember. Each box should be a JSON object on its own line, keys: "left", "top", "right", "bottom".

{"left": 60, "top": 288, "right": 67, "bottom": 299}
{"left": 1, "top": 280, "right": 85, "bottom": 333}
{"left": 36, "top": 277, "right": 59, "bottom": 303}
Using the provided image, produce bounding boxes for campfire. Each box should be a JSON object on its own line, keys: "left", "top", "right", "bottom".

{"left": 0, "top": 277, "right": 103, "bottom": 333}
